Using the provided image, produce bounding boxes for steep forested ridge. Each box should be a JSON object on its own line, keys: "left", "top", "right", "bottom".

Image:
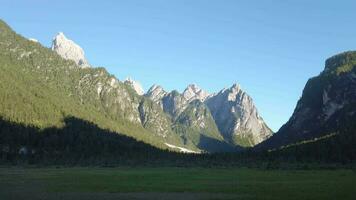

{"left": 257, "top": 51, "right": 356, "bottom": 162}
{"left": 0, "top": 19, "right": 187, "bottom": 151}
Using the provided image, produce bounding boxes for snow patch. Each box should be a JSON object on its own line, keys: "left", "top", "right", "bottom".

{"left": 164, "top": 143, "right": 199, "bottom": 153}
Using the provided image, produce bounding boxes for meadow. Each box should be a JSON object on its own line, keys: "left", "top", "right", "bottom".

{"left": 0, "top": 167, "right": 355, "bottom": 200}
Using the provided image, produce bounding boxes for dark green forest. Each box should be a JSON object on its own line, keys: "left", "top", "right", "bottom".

{"left": 1, "top": 116, "right": 355, "bottom": 167}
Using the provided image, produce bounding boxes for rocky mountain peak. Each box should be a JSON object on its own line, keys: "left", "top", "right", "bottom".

{"left": 51, "top": 32, "right": 90, "bottom": 68}
{"left": 145, "top": 84, "right": 168, "bottom": 103}
{"left": 124, "top": 77, "right": 145, "bottom": 95}
{"left": 226, "top": 83, "right": 243, "bottom": 102}
{"left": 146, "top": 84, "right": 166, "bottom": 95}
{"left": 230, "top": 83, "right": 241, "bottom": 90}
{"left": 206, "top": 83, "right": 272, "bottom": 147}
{"left": 182, "top": 84, "right": 209, "bottom": 102}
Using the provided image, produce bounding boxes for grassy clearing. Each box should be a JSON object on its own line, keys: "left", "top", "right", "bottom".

{"left": 0, "top": 167, "right": 355, "bottom": 200}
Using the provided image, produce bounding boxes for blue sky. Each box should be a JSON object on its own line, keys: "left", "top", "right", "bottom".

{"left": 1, "top": 0, "right": 356, "bottom": 131}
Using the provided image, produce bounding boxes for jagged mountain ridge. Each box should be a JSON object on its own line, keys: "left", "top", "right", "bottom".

{"left": 0, "top": 20, "right": 272, "bottom": 153}
{"left": 50, "top": 32, "right": 272, "bottom": 148}
{"left": 145, "top": 83, "right": 273, "bottom": 147}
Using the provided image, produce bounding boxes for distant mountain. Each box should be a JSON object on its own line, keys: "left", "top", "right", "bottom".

{"left": 145, "top": 84, "right": 235, "bottom": 151}
{"left": 0, "top": 19, "right": 272, "bottom": 153}
{"left": 258, "top": 51, "right": 356, "bottom": 151}
{"left": 145, "top": 83, "right": 273, "bottom": 149}
{"left": 206, "top": 84, "right": 273, "bottom": 147}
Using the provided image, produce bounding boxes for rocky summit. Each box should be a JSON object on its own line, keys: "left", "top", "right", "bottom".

{"left": 206, "top": 84, "right": 273, "bottom": 147}
{"left": 145, "top": 85, "right": 168, "bottom": 108}
{"left": 182, "top": 84, "right": 210, "bottom": 102}
{"left": 51, "top": 32, "right": 91, "bottom": 68}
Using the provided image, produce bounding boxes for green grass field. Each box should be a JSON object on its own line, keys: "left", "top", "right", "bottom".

{"left": 0, "top": 167, "right": 355, "bottom": 200}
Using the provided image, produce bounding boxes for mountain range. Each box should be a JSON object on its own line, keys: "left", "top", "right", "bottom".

{"left": 0, "top": 19, "right": 273, "bottom": 153}
{"left": 0, "top": 19, "right": 355, "bottom": 159}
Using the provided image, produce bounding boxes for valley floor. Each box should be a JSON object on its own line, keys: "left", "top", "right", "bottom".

{"left": 0, "top": 167, "right": 355, "bottom": 200}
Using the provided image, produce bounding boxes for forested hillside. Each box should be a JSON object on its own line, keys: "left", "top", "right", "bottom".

{"left": 0, "top": 19, "right": 188, "bottom": 151}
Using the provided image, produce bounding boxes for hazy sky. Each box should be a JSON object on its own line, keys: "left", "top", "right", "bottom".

{"left": 2, "top": 0, "right": 356, "bottom": 131}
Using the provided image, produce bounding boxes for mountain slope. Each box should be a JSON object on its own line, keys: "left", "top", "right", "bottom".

{"left": 258, "top": 51, "right": 356, "bottom": 150}
{"left": 145, "top": 84, "right": 233, "bottom": 151}
{"left": 173, "top": 100, "right": 235, "bottom": 152}
{"left": 0, "top": 19, "right": 188, "bottom": 151}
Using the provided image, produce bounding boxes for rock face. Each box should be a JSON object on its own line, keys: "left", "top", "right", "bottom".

{"left": 138, "top": 98, "right": 173, "bottom": 138}
{"left": 146, "top": 84, "right": 210, "bottom": 119}
{"left": 77, "top": 68, "right": 142, "bottom": 125}
{"left": 145, "top": 83, "right": 273, "bottom": 148}
{"left": 206, "top": 84, "right": 273, "bottom": 147}
{"left": 146, "top": 85, "right": 168, "bottom": 107}
{"left": 124, "top": 77, "right": 145, "bottom": 95}
{"left": 182, "top": 84, "right": 209, "bottom": 102}
{"left": 51, "top": 32, "right": 90, "bottom": 68}
{"left": 258, "top": 51, "right": 356, "bottom": 150}
{"left": 173, "top": 100, "right": 236, "bottom": 152}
